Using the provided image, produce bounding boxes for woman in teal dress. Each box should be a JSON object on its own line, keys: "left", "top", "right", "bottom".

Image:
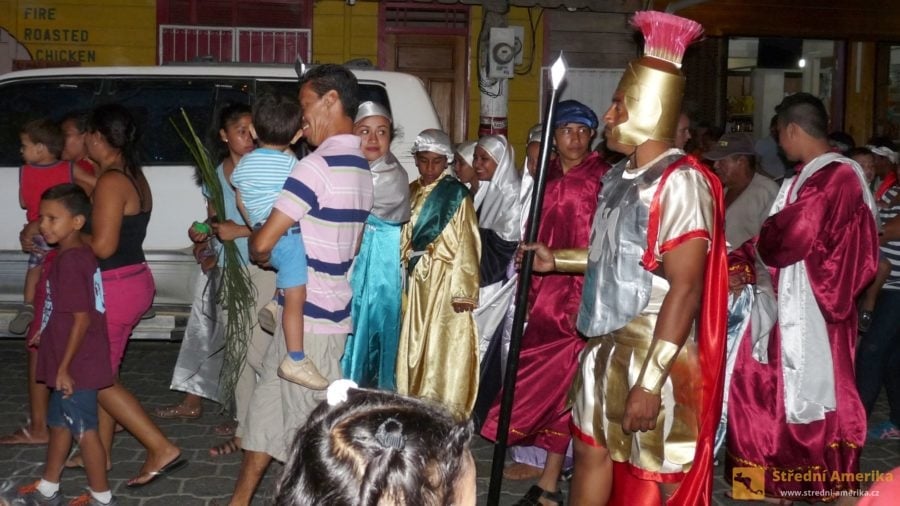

{"left": 341, "top": 101, "right": 410, "bottom": 389}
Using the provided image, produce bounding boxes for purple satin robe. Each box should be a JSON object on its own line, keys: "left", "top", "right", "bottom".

{"left": 726, "top": 161, "right": 879, "bottom": 500}
{"left": 480, "top": 152, "right": 609, "bottom": 453}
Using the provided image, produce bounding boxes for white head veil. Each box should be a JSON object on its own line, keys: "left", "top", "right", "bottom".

{"left": 355, "top": 102, "right": 409, "bottom": 223}
{"left": 477, "top": 135, "right": 522, "bottom": 242}
{"left": 455, "top": 141, "right": 477, "bottom": 169}
{"left": 412, "top": 129, "right": 454, "bottom": 164}
{"left": 355, "top": 101, "right": 392, "bottom": 124}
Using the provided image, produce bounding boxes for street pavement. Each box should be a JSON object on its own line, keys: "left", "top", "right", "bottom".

{"left": 0, "top": 339, "right": 898, "bottom": 505}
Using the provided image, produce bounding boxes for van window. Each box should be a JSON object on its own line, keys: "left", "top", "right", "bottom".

{"left": 0, "top": 80, "right": 100, "bottom": 166}
{"left": 108, "top": 78, "right": 252, "bottom": 165}
{"left": 0, "top": 76, "right": 394, "bottom": 168}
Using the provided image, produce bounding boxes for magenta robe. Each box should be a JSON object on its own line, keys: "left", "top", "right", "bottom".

{"left": 726, "top": 161, "right": 879, "bottom": 500}
{"left": 480, "top": 152, "right": 609, "bottom": 453}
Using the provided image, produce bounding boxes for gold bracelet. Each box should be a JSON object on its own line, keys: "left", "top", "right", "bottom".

{"left": 635, "top": 339, "right": 681, "bottom": 396}
{"left": 552, "top": 249, "right": 588, "bottom": 273}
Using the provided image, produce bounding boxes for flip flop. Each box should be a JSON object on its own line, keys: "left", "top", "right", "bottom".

{"left": 126, "top": 455, "right": 188, "bottom": 488}
{"left": 209, "top": 437, "right": 241, "bottom": 457}
{"left": 0, "top": 427, "right": 48, "bottom": 445}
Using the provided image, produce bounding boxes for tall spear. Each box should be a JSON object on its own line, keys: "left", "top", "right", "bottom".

{"left": 487, "top": 52, "right": 568, "bottom": 505}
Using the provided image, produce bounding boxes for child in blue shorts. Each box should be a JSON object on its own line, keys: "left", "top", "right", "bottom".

{"left": 17, "top": 183, "right": 116, "bottom": 505}
{"left": 232, "top": 94, "right": 326, "bottom": 390}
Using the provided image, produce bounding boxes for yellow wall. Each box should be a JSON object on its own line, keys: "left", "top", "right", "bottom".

{"left": 312, "top": 1, "right": 543, "bottom": 166}
{"left": 312, "top": 0, "right": 378, "bottom": 65}
{"left": 468, "top": 5, "right": 544, "bottom": 166}
{"left": 0, "top": 0, "right": 155, "bottom": 68}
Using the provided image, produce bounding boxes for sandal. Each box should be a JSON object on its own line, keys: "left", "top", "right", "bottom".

{"left": 514, "top": 485, "right": 564, "bottom": 506}
{"left": 126, "top": 454, "right": 188, "bottom": 488}
{"left": 8, "top": 304, "right": 34, "bottom": 335}
{"left": 0, "top": 426, "right": 48, "bottom": 445}
{"left": 209, "top": 437, "right": 241, "bottom": 457}
{"left": 213, "top": 420, "right": 237, "bottom": 437}
{"left": 153, "top": 403, "right": 202, "bottom": 419}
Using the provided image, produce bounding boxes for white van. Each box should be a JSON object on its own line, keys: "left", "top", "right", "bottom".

{"left": 0, "top": 64, "right": 441, "bottom": 337}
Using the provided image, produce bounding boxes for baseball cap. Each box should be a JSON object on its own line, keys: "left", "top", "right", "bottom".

{"left": 704, "top": 133, "right": 756, "bottom": 161}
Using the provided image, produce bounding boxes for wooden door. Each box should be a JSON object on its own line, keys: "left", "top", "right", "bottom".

{"left": 383, "top": 34, "right": 468, "bottom": 143}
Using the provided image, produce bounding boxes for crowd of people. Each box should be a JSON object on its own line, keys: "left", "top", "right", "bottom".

{"left": 2, "top": 9, "right": 899, "bottom": 506}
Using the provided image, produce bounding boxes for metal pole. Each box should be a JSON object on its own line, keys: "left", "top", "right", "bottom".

{"left": 486, "top": 52, "right": 568, "bottom": 506}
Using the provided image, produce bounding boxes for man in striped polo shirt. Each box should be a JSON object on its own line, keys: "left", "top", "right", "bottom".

{"left": 229, "top": 64, "right": 374, "bottom": 505}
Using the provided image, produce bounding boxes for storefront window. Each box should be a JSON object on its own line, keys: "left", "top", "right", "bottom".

{"left": 726, "top": 37, "right": 835, "bottom": 134}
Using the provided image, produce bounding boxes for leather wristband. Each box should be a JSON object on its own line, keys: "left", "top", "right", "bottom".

{"left": 552, "top": 248, "right": 588, "bottom": 273}
{"left": 635, "top": 339, "right": 681, "bottom": 396}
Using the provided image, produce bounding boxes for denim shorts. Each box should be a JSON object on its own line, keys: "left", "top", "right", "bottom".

{"left": 47, "top": 389, "right": 99, "bottom": 435}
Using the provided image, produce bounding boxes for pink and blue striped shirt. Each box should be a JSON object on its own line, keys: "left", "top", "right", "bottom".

{"left": 274, "top": 134, "right": 374, "bottom": 334}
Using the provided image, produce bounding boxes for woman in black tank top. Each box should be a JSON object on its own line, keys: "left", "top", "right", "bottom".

{"left": 79, "top": 104, "right": 184, "bottom": 486}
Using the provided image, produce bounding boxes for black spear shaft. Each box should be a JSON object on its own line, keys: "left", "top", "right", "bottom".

{"left": 487, "top": 53, "right": 567, "bottom": 505}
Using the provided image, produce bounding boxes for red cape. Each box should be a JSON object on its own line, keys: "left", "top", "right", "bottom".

{"left": 610, "top": 155, "right": 728, "bottom": 506}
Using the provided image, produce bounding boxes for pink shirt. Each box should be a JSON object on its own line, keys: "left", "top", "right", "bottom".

{"left": 274, "top": 134, "right": 373, "bottom": 333}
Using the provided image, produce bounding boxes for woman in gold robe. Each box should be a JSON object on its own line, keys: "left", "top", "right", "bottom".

{"left": 396, "top": 129, "right": 481, "bottom": 417}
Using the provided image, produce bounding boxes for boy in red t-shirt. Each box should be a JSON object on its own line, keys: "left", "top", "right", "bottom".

{"left": 11, "top": 119, "right": 72, "bottom": 336}
{"left": 17, "top": 183, "right": 117, "bottom": 505}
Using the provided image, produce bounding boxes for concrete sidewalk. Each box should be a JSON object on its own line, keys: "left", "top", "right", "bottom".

{"left": 0, "top": 340, "right": 897, "bottom": 505}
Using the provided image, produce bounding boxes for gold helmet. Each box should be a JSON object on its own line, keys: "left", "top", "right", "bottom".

{"left": 609, "top": 11, "right": 703, "bottom": 147}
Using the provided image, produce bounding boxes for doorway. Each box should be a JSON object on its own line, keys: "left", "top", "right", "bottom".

{"left": 380, "top": 3, "right": 469, "bottom": 143}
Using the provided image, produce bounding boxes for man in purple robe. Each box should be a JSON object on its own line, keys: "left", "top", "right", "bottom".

{"left": 726, "top": 92, "right": 879, "bottom": 501}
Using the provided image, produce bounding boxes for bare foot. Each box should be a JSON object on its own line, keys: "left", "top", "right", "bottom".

{"left": 209, "top": 437, "right": 241, "bottom": 457}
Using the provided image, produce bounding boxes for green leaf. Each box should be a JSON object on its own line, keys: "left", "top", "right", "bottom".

{"left": 170, "top": 109, "right": 257, "bottom": 413}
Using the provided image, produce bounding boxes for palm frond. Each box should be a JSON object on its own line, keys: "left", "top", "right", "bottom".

{"left": 171, "top": 109, "right": 257, "bottom": 413}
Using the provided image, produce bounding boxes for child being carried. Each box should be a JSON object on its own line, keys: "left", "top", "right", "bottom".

{"left": 232, "top": 94, "right": 325, "bottom": 390}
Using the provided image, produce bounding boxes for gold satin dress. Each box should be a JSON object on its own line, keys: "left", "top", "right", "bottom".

{"left": 571, "top": 163, "right": 715, "bottom": 478}
{"left": 396, "top": 172, "right": 482, "bottom": 417}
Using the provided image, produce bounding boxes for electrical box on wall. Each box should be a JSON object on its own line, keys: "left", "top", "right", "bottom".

{"left": 512, "top": 25, "right": 524, "bottom": 65}
{"left": 488, "top": 27, "right": 516, "bottom": 79}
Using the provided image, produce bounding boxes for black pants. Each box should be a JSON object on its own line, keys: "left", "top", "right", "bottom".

{"left": 856, "top": 289, "right": 900, "bottom": 425}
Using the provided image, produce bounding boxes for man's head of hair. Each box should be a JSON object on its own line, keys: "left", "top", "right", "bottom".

{"left": 21, "top": 118, "right": 64, "bottom": 159}
{"left": 775, "top": 92, "right": 829, "bottom": 140}
{"left": 252, "top": 94, "right": 302, "bottom": 146}
{"left": 299, "top": 64, "right": 360, "bottom": 120}
{"left": 41, "top": 183, "right": 91, "bottom": 223}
